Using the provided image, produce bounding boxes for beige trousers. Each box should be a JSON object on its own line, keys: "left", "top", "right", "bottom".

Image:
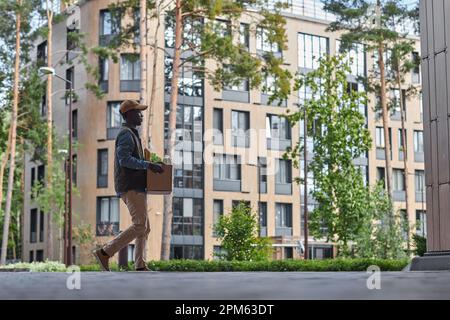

{"left": 103, "top": 190, "right": 150, "bottom": 269}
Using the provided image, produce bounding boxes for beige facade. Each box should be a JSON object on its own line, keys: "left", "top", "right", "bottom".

{"left": 22, "top": 0, "right": 424, "bottom": 265}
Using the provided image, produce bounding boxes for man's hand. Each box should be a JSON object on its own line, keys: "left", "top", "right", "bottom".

{"left": 148, "top": 162, "right": 164, "bottom": 173}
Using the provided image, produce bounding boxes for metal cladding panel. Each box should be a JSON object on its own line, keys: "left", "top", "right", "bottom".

{"left": 433, "top": 0, "right": 446, "bottom": 52}
{"left": 431, "top": 120, "right": 439, "bottom": 186}
{"left": 432, "top": 184, "right": 441, "bottom": 251}
{"left": 426, "top": 186, "right": 434, "bottom": 250}
{"left": 422, "top": 59, "right": 434, "bottom": 187}
{"left": 426, "top": 0, "right": 435, "bottom": 56}
{"left": 436, "top": 53, "right": 450, "bottom": 183}
{"left": 439, "top": 183, "right": 450, "bottom": 250}
{"left": 420, "top": 0, "right": 428, "bottom": 57}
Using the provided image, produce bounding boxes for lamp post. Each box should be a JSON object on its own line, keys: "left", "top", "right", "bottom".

{"left": 39, "top": 67, "right": 73, "bottom": 266}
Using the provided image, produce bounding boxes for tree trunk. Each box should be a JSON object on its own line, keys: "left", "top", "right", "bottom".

{"left": 146, "top": 0, "right": 162, "bottom": 151}
{"left": 396, "top": 67, "right": 411, "bottom": 252}
{"left": 0, "top": 125, "right": 13, "bottom": 215}
{"left": 161, "top": 0, "right": 182, "bottom": 260}
{"left": 140, "top": 0, "right": 149, "bottom": 146}
{"left": 20, "top": 137, "right": 25, "bottom": 261}
{"left": 0, "top": 1, "right": 21, "bottom": 265}
{"left": 378, "top": 43, "right": 393, "bottom": 202}
{"left": 45, "top": 0, "right": 54, "bottom": 261}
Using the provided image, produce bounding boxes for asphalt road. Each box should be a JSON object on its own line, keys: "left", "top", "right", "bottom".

{"left": 0, "top": 271, "right": 449, "bottom": 300}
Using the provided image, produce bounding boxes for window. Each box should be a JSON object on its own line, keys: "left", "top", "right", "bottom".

{"left": 37, "top": 165, "right": 45, "bottom": 191}
{"left": 258, "top": 156, "right": 268, "bottom": 185}
{"left": 99, "top": 58, "right": 109, "bottom": 92}
{"left": 31, "top": 167, "right": 36, "bottom": 198}
{"left": 336, "top": 40, "right": 365, "bottom": 77}
{"left": 373, "top": 49, "right": 393, "bottom": 78}
{"left": 415, "top": 170, "right": 425, "bottom": 193}
{"left": 240, "top": 23, "right": 249, "bottom": 48}
{"left": 257, "top": 27, "right": 281, "bottom": 53}
{"left": 72, "top": 109, "right": 78, "bottom": 139}
{"left": 171, "top": 245, "right": 203, "bottom": 260}
{"left": 398, "top": 128, "right": 406, "bottom": 158}
{"left": 39, "top": 211, "right": 44, "bottom": 242}
{"left": 37, "top": 41, "right": 47, "bottom": 65}
{"left": 213, "top": 108, "right": 223, "bottom": 145}
{"left": 215, "top": 19, "right": 231, "bottom": 37}
{"left": 266, "top": 114, "right": 291, "bottom": 140}
{"left": 376, "top": 127, "right": 392, "bottom": 150}
{"left": 214, "top": 154, "right": 241, "bottom": 180}
{"left": 106, "top": 101, "right": 122, "bottom": 139}
{"left": 96, "top": 197, "right": 120, "bottom": 236}
{"left": 173, "top": 150, "right": 203, "bottom": 189}
{"left": 213, "top": 200, "right": 223, "bottom": 237}
{"left": 393, "top": 169, "right": 405, "bottom": 191}
{"left": 165, "top": 15, "right": 202, "bottom": 50}
{"left": 97, "top": 149, "right": 108, "bottom": 188}
{"left": 65, "top": 67, "right": 75, "bottom": 104}
{"left": 120, "top": 54, "right": 140, "bottom": 92}
{"left": 30, "top": 209, "right": 37, "bottom": 243}
{"left": 72, "top": 154, "right": 77, "bottom": 186}
{"left": 377, "top": 167, "right": 386, "bottom": 185}
{"left": 416, "top": 210, "right": 426, "bottom": 237}
{"left": 172, "top": 197, "right": 203, "bottom": 236}
{"left": 164, "top": 56, "right": 203, "bottom": 97}
{"left": 164, "top": 103, "right": 202, "bottom": 147}
{"left": 284, "top": 247, "right": 293, "bottom": 259}
{"left": 36, "top": 250, "right": 44, "bottom": 262}
{"left": 276, "top": 159, "right": 292, "bottom": 184}
{"left": 231, "top": 110, "right": 250, "bottom": 147}
{"left": 414, "top": 130, "right": 424, "bottom": 153}
{"left": 127, "top": 244, "right": 135, "bottom": 262}
{"left": 412, "top": 51, "right": 420, "bottom": 84}
{"left": 133, "top": 8, "right": 140, "bottom": 44}
{"left": 298, "top": 33, "right": 328, "bottom": 70}
{"left": 259, "top": 202, "right": 267, "bottom": 236}
{"left": 40, "top": 93, "right": 46, "bottom": 117}
{"left": 99, "top": 10, "right": 120, "bottom": 45}
{"left": 275, "top": 203, "right": 292, "bottom": 228}
{"left": 29, "top": 251, "right": 34, "bottom": 262}
{"left": 389, "top": 89, "right": 406, "bottom": 119}
{"left": 66, "top": 27, "right": 78, "bottom": 61}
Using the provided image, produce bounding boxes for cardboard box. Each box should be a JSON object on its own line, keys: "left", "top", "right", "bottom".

{"left": 144, "top": 148, "right": 173, "bottom": 195}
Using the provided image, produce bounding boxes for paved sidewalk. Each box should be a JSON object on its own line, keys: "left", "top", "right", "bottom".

{"left": 0, "top": 271, "right": 449, "bottom": 300}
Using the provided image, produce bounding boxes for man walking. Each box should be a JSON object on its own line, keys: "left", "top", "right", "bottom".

{"left": 93, "top": 100, "right": 163, "bottom": 271}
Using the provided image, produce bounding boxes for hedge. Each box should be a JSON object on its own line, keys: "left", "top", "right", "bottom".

{"left": 1, "top": 258, "right": 410, "bottom": 272}
{"left": 80, "top": 258, "right": 409, "bottom": 272}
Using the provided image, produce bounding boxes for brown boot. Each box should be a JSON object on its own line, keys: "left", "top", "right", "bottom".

{"left": 135, "top": 265, "right": 154, "bottom": 272}
{"left": 93, "top": 248, "right": 110, "bottom": 272}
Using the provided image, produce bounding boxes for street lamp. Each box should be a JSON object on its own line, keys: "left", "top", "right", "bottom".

{"left": 39, "top": 66, "right": 74, "bottom": 267}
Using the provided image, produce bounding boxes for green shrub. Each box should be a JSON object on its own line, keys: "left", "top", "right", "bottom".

{"left": 412, "top": 234, "right": 427, "bottom": 257}
{"left": 0, "top": 260, "right": 67, "bottom": 272}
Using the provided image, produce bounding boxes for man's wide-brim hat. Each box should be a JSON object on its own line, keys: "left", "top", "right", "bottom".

{"left": 119, "top": 100, "right": 148, "bottom": 114}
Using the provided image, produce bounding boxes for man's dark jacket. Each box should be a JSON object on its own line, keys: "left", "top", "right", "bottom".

{"left": 114, "top": 124, "right": 150, "bottom": 196}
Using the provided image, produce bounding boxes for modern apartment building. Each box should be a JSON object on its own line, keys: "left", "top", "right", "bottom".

{"left": 23, "top": 0, "right": 424, "bottom": 265}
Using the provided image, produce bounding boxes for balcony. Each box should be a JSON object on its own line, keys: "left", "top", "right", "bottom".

{"left": 107, "top": 127, "right": 121, "bottom": 140}
{"left": 96, "top": 222, "right": 119, "bottom": 237}
{"left": 99, "top": 80, "right": 108, "bottom": 93}
{"left": 222, "top": 89, "right": 249, "bottom": 103}
{"left": 275, "top": 183, "right": 292, "bottom": 195}
{"left": 232, "top": 134, "right": 250, "bottom": 148}
{"left": 267, "top": 138, "right": 291, "bottom": 151}
{"left": 393, "top": 190, "right": 406, "bottom": 202}
{"left": 275, "top": 227, "right": 292, "bottom": 236}
{"left": 120, "top": 80, "right": 140, "bottom": 92}
{"left": 261, "top": 93, "right": 287, "bottom": 107}
{"left": 414, "top": 151, "right": 424, "bottom": 162}
{"left": 213, "top": 179, "right": 241, "bottom": 192}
